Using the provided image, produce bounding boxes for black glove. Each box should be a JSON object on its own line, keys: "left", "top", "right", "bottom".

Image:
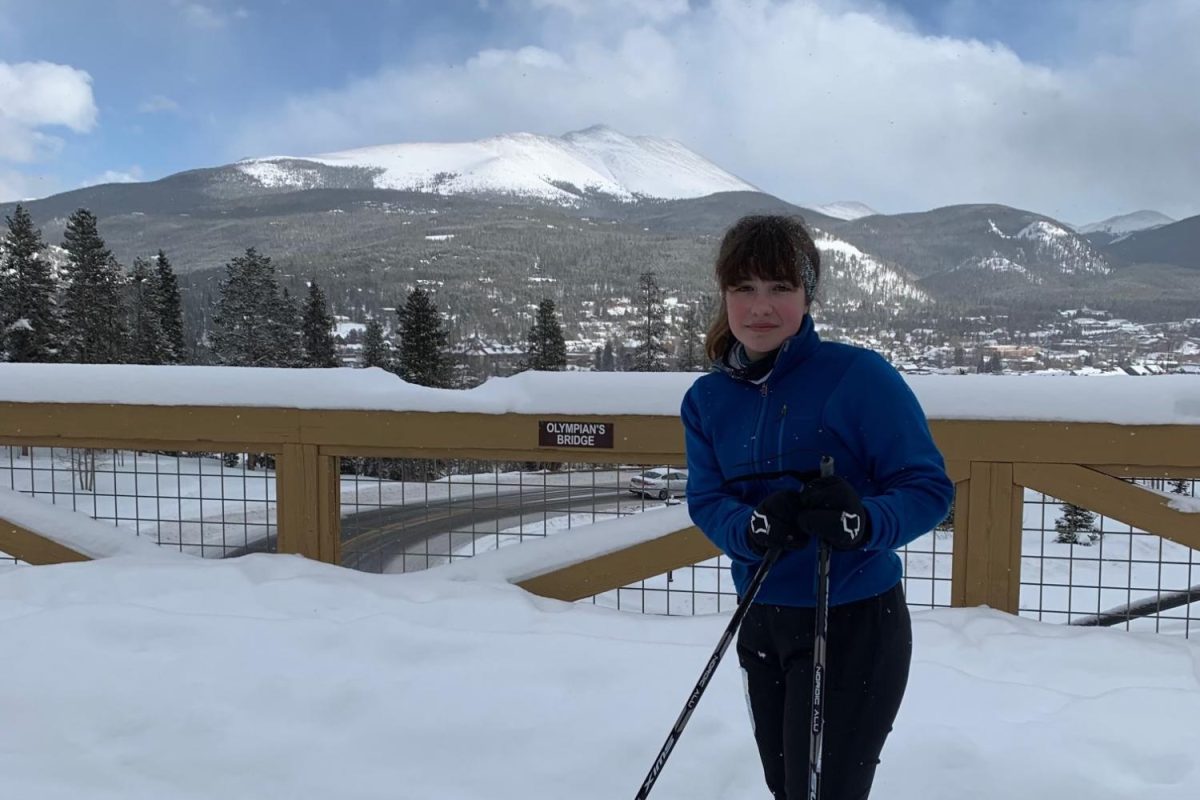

{"left": 792, "top": 476, "right": 871, "bottom": 550}
{"left": 746, "top": 490, "right": 811, "bottom": 555}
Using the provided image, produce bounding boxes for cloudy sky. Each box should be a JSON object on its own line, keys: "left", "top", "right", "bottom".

{"left": 1, "top": 0, "right": 1197, "bottom": 225}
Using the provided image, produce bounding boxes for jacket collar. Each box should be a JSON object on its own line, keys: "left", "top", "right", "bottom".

{"left": 714, "top": 314, "right": 821, "bottom": 384}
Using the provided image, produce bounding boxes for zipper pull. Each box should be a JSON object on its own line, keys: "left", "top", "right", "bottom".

{"left": 759, "top": 383, "right": 768, "bottom": 397}
{"left": 780, "top": 404, "right": 788, "bottom": 418}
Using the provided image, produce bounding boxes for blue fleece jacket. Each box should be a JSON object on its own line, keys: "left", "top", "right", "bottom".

{"left": 681, "top": 315, "right": 954, "bottom": 607}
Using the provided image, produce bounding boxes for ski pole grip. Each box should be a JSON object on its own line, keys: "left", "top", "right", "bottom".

{"left": 819, "top": 455, "right": 834, "bottom": 479}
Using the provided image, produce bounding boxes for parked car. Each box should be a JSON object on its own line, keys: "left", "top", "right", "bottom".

{"left": 628, "top": 467, "right": 688, "bottom": 500}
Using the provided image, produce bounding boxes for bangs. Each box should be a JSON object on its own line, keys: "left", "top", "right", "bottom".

{"left": 714, "top": 220, "right": 805, "bottom": 289}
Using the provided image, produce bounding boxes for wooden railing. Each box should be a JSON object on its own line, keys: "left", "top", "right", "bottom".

{"left": 2, "top": 401, "right": 1198, "bottom": 614}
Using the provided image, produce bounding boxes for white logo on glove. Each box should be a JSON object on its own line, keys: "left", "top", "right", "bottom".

{"left": 750, "top": 510, "right": 771, "bottom": 538}
{"left": 841, "top": 511, "right": 861, "bottom": 541}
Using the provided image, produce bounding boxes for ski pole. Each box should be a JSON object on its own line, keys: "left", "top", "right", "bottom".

{"left": 634, "top": 544, "right": 782, "bottom": 799}
{"left": 809, "top": 454, "right": 835, "bottom": 800}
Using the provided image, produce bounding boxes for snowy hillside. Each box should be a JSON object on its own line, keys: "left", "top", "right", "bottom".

{"left": 1014, "top": 220, "right": 1111, "bottom": 275}
{"left": 815, "top": 200, "right": 880, "bottom": 220}
{"left": 237, "top": 125, "right": 758, "bottom": 203}
{"left": 1077, "top": 210, "right": 1174, "bottom": 237}
{"left": 975, "top": 218, "right": 1111, "bottom": 277}
{"left": 815, "top": 233, "right": 929, "bottom": 302}
{"left": 953, "top": 255, "right": 1042, "bottom": 283}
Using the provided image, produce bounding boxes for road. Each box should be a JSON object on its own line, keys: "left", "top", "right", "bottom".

{"left": 225, "top": 484, "right": 676, "bottom": 570}
{"left": 341, "top": 484, "right": 645, "bottom": 572}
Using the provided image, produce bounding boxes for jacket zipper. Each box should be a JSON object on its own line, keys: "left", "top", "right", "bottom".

{"left": 752, "top": 381, "right": 769, "bottom": 472}
{"left": 777, "top": 403, "right": 787, "bottom": 466}
{"left": 752, "top": 340, "right": 789, "bottom": 474}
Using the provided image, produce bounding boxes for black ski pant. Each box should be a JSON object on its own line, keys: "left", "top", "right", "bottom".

{"left": 736, "top": 582, "right": 912, "bottom": 800}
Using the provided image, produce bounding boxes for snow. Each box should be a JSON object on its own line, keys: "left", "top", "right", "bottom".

{"left": 437, "top": 503, "right": 691, "bottom": 585}
{"left": 333, "top": 321, "right": 365, "bottom": 338}
{"left": 814, "top": 200, "right": 879, "bottom": 220}
{"left": 1011, "top": 220, "right": 1111, "bottom": 276}
{"left": 1017, "top": 220, "right": 1072, "bottom": 241}
{"left": 1077, "top": 210, "right": 1175, "bottom": 236}
{"left": 237, "top": 125, "right": 757, "bottom": 203}
{"left": 954, "top": 255, "right": 1042, "bottom": 284}
{"left": 1170, "top": 495, "right": 1200, "bottom": 513}
{"left": 0, "top": 486, "right": 184, "bottom": 560}
{"left": 2, "top": 364, "right": 1198, "bottom": 425}
{"left": 815, "top": 233, "right": 930, "bottom": 301}
{"left": 0, "top": 553, "right": 1197, "bottom": 799}
{"left": 975, "top": 256, "right": 1031, "bottom": 275}
{"left": 2, "top": 358, "right": 1199, "bottom": 796}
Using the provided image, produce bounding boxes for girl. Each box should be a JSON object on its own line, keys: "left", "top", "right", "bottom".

{"left": 681, "top": 215, "right": 953, "bottom": 799}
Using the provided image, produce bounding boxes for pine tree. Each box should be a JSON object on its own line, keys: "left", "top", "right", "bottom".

{"left": 631, "top": 271, "right": 670, "bottom": 372}
{"left": 301, "top": 281, "right": 338, "bottom": 367}
{"left": 360, "top": 318, "right": 391, "bottom": 369}
{"left": 153, "top": 250, "right": 186, "bottom": 363}
{"left": 524, "top": 298, "right": 567, "bottom": 371}
{"left": 1169, "top": 478, "right": 1190, "bottom": 495}
{"left": 271, "top": 287, "right": 304, "bottom": 367}
{"left": 59, "top": 209, "right": 128, "bottom": 363}
{"left": 935, "top": 496, "right": 956, "bottom": 537}
{"left": 128, "top": 257, "right": 167, "bottom": 364}
{"left": 675, "top": 305, "right": 706, "bottom": 371}
{"left": 397, "top": 287, "right": 449, "bottom": 387}
{"left": 211, "top": 248, "right": 292, "bottom": 367}
{"left": 600, "top": 339, "right": 616, "bottom": 372}
{"left": 0, "top": 204, "right": 58, "bottom": 362}
{"left": 1055, "top": 503, "right": 1099, "bottom": 545}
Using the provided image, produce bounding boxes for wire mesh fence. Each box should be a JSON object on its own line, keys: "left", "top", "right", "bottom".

{"left": 338, "top": 458, "right": 680, "bottom": 573}
{"left": 336, "top": 457, "right": 956, "bottom": 615}
{"left": 1019, "top": 478, "right": 1199, "bottom": 638}
{"left": 3, "top": 443, "right": 1195, "bottom": 635}
{"left": 0, "top": 445, "right": 277, "bottom": 560}
{"left": 585, "top": 527, "right": 956, "bottom": 615}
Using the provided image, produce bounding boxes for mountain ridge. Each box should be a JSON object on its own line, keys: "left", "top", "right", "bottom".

{"left": 236, "top": 125, "right": 759, "bottom": 203}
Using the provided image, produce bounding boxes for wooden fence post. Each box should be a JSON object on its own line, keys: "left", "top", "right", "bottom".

{"left": 276, "top": 445, "right": 340, "bottom": 563}
{"left": 952, "top": 462, "right": 1023, "bottom": 613}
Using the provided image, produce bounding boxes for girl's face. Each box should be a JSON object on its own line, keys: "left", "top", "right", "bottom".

{"left": 724, "top": 276, "right": 809, "bottom": 361}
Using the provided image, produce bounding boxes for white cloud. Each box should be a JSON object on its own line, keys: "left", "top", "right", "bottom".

{"left": 138, "top": 94, "right": 181, "bottom": 114}
{"left": 523, "top": 0, "right": 690, "bottom": 23}
{"left": 0, "top": 168, "right": 61, "bottom": 204}
{"left": 231, "top": 0, "right": 1200, "bottom": 222}
{"left": 0, "top": 61, "right": 97, "bottom": 163}
{"left": 81, "top": 166, "right": 145, "bottom": 188}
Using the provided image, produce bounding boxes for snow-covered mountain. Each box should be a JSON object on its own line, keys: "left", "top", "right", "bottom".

{"left": 237, "top": 125, "right": 758, "bottom": 203}
{"left": 1077, "top": 210, "right": 1174, "bottom": 237}
{"left": 814, "top": 201, "right": 879, "bottom": 221}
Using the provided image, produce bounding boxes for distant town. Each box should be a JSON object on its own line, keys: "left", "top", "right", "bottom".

{"left": 331, "top": 301, "right": 1200, "bottom": 384}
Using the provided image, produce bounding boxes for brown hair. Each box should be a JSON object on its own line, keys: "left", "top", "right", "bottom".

{"left": 703, "top": 215, "right": 821, "bottom": 362}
